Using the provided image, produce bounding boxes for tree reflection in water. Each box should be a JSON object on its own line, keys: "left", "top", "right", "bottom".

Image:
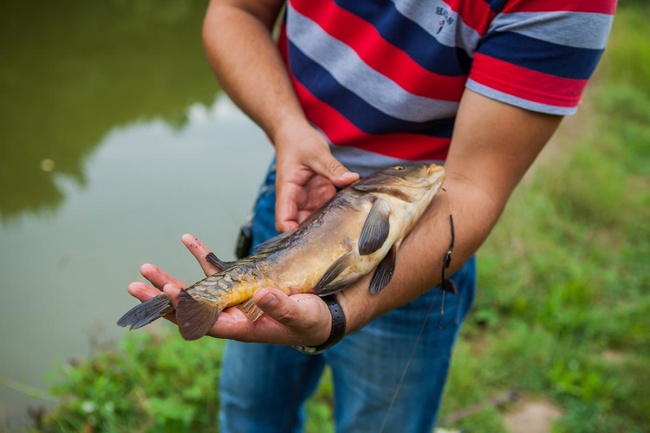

{"left": 0, "top": 0, "right": 218, "bottom": 221}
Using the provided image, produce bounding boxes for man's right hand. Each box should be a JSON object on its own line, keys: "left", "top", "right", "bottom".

{"left": 273, "top": 123, "right": 358, "bottom": 232}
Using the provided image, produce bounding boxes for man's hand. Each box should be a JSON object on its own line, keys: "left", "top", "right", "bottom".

{"left": 127, "top": 234, "right": 333, "bottom": 346}
{"left": 273, "top": 123, "right": 358, "bottom": 232}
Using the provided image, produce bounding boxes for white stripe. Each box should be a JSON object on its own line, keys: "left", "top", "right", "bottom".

{"left": 466, "top": 79, "right": 579, "bottom": 116}
{"left": 391, "top": 0, "right": 482, "bottom": 54}
{"left": 330, "top": 145, "right": 444, "bottom": 176}
{"left": 491, "top": 11, "right": 615, "bottom": 49}
{"left": 287, "top": 6, "right": 459, "bottom": 122}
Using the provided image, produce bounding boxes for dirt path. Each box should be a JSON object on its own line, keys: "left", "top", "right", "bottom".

{"left": 503, "top": 400, "right": 563, "bottom": 433}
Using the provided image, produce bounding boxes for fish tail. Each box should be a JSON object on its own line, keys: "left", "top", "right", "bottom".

{"left": 117, "top": 294, "right": 173, "bottom": 330}
{"left": 176, "top": 290, "right": 224, "bottom": 341}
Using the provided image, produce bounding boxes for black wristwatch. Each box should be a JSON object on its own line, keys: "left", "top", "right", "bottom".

{"left": 294, "top": 294, "right": 347, "bottom": 355}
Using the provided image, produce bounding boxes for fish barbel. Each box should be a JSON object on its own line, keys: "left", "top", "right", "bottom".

{"left": 117, "top": 163, "right": 445, "bottom": 340}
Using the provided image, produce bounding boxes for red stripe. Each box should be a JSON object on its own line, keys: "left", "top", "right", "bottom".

{"left": 444, "top": 0, "right": 496, "bottom": 36}
{"left": 470, "top": 53, "right": 588, "bottom": 108}
{"left": 502, "top": 0, "right": 617, "bottom": 15}
{"left": 277, "top": 24, "right": 288, "bottom": 61}
{"left": 290, "top": 0, "right": 466, "bottom": 102}
{"left": 293, "top": 78, "right": 450, "bottom": 161}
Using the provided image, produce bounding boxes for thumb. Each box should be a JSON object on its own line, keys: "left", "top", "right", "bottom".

{"left": 314, "top": 154, "right": 359, "bottom": 188}
{"left": 253, "top": 288, "right": 301, "bottom": 325}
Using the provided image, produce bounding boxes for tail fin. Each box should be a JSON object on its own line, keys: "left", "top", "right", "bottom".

{"left": 175, "top": 290, "right": 223, "bottom": 341}
{"left": 117, "top": 294, "right": 173, "bottom": 330}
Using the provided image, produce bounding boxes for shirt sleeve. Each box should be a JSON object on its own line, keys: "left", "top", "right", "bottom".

{"left": 466, "top": 0, "right": 617, "bottom": 115}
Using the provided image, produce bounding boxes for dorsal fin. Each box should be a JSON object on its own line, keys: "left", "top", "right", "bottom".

{"left": 175, "top": 290, "right": 223, "bottom": 341}
{"left": 358, "top": 198, "right": 391, "bottom": 256}
{"left": 205, "top": 252, "right": 236, "bottom": 270}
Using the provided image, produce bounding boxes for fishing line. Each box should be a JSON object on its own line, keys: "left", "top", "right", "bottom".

{"left": 378, "top": 212, "right": 456, "bottom": 433}
{"left": 378, "top": 287, "right": 440, "bottom": 433}
{"left": 438, "top": 214, "right": 458, "bottom": 329}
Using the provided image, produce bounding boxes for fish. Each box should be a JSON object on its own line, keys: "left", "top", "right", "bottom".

{"left": 117, "top": 163, "right": 446, "bottom": 340}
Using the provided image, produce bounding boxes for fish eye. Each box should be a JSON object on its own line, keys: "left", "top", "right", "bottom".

{"left": 393, "top": 165, "right": 405, "bottom": 171}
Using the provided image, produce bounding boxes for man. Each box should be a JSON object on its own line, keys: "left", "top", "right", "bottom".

{"left": 128, "top": 0, "right": 616, "bottom": 431}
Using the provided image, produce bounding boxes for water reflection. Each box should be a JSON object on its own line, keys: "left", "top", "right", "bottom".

{"left": 0, "top": 0, "right": 217, "bottom": 222}
{"left": 0, "top": 1, "right": 274, "bottom": 430}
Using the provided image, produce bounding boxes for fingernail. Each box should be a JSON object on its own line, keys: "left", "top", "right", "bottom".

{"left": 257, "top": 292, "right": 278, "bottom": 309}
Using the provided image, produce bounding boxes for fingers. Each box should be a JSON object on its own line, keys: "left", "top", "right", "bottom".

{"left": 313, "top": 154, "right": 359, "bottom": 188}
{"left": 162, "top": 283, "right": 183, "bottom": 308}
{"left": 127, "top": 281, "right": 179, "bottom": 325}
{"left": 181, "top": 234, "right": 221, "bottom": 276}
{"left": 274, "top": 151, "right": 359, "bottom": 233}
{"left": 139, "top": 263, "right": 184, "bottom": 290}
{"left": 127, "top": 281, "right": 162, "bottom": 302}
{"left": 275, "top": 184, "right": 301, "bottom": 232}
{"left": 252, "top": 289, "right": 331, "bottom": 346}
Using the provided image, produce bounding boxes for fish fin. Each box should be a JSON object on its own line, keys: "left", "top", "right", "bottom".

{"left": 237, "top": 299, "right": 265, "bottom": 322}
{"left": 358, "top": 198, "right": 391, "bottom": 256}
{"left": 254, "top": 230, "right": 294, "bottom": 252}
{"left": 369, "top": 246, "right": 397, "bottom": 295}
{"left": 117, "top": 294, "right": 173, "bottom": 330}
{"left": 314, "top": 251, "right": 356, "bottom": 295}
{"left": 205, "top": 252, "right": 235, "bottom": 270}
{"left": 175, "top": 290, "right": 223, "bottom": 341}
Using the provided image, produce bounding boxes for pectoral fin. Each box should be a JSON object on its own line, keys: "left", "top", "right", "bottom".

{"left": 369, "top": 245, "right": 396, "bottom": 294}
{"left": 313, "top": 251, "right": 356, "bottom": 295}
{"left": 358, "top": 198, "right": 391, "bottom": 256}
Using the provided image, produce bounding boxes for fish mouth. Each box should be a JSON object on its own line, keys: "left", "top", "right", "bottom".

{"left": 425, "top": 164, "right": 446, "bottom": 186}
{"left": 426, "top": 163, "right": 445, "bottom": 177}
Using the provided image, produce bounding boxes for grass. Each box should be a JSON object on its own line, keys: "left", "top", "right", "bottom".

{"left": 23, "top": 4, "right": 650, "bottom": 433}
{"left": 29, "top": 330, "right": 224, "bottom": 433}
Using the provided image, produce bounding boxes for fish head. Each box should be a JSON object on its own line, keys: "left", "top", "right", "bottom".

{"left": 352, "top": 163, "right": 446, "bottom": 203}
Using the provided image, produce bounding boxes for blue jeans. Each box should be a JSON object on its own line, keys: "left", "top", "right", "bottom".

{"left": 219, "top": 163, "right": 476, "bottom": 433}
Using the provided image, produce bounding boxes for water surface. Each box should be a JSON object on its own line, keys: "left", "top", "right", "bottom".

{"left": 0, "top": 1, "right": 272, "bottom": 429}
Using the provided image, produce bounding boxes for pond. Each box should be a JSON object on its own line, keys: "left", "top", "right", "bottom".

{"left": 0, "top": 1, "right": 273, "bottom": 429}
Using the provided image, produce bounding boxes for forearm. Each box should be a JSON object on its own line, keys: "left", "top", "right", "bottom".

{"left": 338, "top": 90, "right": 563, "bottom": 333}
{"left": 338, "top": 175, "right": 502, "bottom": 333}
{"left": 202, "top": 0, "right": 308, "bottom": 141}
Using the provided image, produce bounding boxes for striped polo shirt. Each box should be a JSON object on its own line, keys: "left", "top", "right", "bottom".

{"left": 278, "top": 0, "right": 617, "bottom": 172}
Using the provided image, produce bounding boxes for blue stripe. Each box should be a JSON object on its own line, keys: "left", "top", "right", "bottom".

{"left": 478, "top": 30, "right": 604, "bottom": 80}
{"left": 482, "top": 0, "right": 506, "bottom": 14}
{"left": 289, "top": 42, "right": 455, "bottom": 138}
{"left": 334, "top": 0, "right": 471, "bottom": 77}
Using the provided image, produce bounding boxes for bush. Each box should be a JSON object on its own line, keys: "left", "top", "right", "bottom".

{"left": 35, "top": 328, "right": 223, "bottom": 433}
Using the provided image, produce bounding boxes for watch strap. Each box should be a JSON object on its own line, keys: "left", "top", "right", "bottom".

{"left": 294, "top": 294, "right": 346, "bottom": 355}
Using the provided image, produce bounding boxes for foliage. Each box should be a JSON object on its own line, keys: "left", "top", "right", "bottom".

{"left": 30, "top": 326, "right": 336, "bottom": 433}
{"left": 33, "top": 328, "right": 223, "bottom": 433}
